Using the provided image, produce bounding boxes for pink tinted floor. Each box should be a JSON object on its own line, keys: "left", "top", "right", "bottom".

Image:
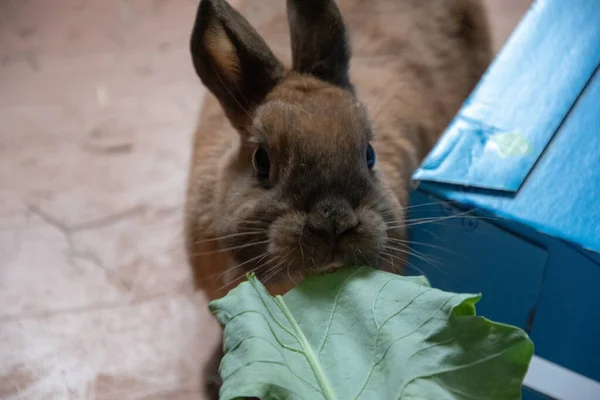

{"left": 0, "top": 0, "right": 530, "bottom": 399}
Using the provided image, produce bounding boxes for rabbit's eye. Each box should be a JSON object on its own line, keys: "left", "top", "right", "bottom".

{"left": 253, "top": 147, "right": 271, "bottom": 178}
{"left": 366, "top": 144, "right": 376, "bottom": 169}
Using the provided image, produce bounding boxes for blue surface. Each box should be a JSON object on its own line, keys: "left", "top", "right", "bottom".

{"left": 407, "top": 191, "right": 600, "bottom": 383}
{"left": 407, "top": 0, "right": 600, "bottom": 391}
{"left": 406, "top": 192, "right": 547, "bottom": 331}
{"left": 415, "top": 0, "right": 600, "bottom": 192}
{"left": 527, "top": 235, "right": 600, "bottom": 383}
{"left": 523, "top": 387, "right": 552, "bottom": 400}
{"left": 418, "top": 63, "right": 600, "bottom": 255}
{"left": 414, "top": 0, "right": 600, "bottom": 255}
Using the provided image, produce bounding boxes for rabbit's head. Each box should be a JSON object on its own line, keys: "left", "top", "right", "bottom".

{"left": 190, "top": 0, "right": 407, "bottom": 283}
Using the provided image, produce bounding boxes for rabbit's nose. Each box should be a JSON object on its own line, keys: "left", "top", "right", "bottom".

{"left": 306, "top": 196, "right": 359, "bottom": 241}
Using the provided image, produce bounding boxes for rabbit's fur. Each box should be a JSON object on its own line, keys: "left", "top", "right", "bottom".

{"left": 185, "top": 0, "right": 491, "bottom": 397}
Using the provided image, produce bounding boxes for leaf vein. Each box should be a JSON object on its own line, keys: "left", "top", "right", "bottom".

{"left": 317, "top": 267, "right": 365, "bottom": 356}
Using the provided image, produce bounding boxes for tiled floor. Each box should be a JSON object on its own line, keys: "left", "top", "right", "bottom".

{"left": 0, "top": 1, "right": 531, "bottom": 399}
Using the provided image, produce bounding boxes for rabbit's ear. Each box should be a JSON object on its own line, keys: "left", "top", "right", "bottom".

{"left": 190, "top": 0, "right": 284, "bottom": 131}
{"left": 287, "top": 0, "right": 353, "bottom": 92}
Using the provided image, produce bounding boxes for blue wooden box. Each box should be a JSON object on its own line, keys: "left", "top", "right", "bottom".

{"left": 406, "top": 1, "right": 600, "bottom": 399}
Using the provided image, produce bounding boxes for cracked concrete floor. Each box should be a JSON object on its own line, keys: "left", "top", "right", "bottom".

{"left": 0, "top": 0, "right": 531, "bottom": 399}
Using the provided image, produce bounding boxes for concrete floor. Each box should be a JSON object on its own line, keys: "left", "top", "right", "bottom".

{"left": 0, "top": 1, "right": 531, "bottom": 399}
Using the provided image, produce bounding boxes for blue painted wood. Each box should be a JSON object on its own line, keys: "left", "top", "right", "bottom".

{"left": 420, "top": 61, "right": 600, "bottom": 255}
{"left": 407, "top": 192, "right": 600, "bottom": 384}
{"left": 406, "top": 192, "right": 548, "bottom": 332}
{"left": 414, "top": 0, "right": 600, "bottom": 193}
{"left": 523, "top": 387, "right": 552, "bottom": 400}
{"left": 414, "top": 0, "right": 600, "bottom": 254}
{"left": 407, "top": 0, "right": 600, "bottom": 390}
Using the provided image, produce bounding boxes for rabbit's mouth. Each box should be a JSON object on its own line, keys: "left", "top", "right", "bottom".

{"left": 314, "top": 260, "right": 345, "bottom": 274}
{"left": 312, "top": 250, "right": 379, "bottom": 275}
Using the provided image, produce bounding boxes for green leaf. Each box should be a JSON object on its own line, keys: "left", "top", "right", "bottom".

{"left": 209, "top": 267, "right": 533, "bottom": 400}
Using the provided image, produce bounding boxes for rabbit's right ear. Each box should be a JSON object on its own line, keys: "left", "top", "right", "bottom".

{"left": 287, "top": 0, "right": 353, "bottom": 92}
{"left": 190, "top": 0, "right": 284, "bottom": 131}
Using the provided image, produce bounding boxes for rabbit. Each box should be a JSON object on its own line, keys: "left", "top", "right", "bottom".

{"left": 184, "top": 0, "right": 492, "bottom": 397}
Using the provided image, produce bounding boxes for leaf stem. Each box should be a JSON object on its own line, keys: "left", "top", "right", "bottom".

{"left": 275, "top": 295, "right": 338, "bottom": 400}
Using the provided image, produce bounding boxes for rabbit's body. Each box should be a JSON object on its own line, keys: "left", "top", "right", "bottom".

{"left": 185, "top": 0, "right": 491, "bottom": 300}
{"left": 185, "top": 1, "right": 490, "bottom": 396}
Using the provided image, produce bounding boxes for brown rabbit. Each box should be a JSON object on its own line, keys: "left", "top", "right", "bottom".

{"left": 185, "top": 0, "right": 491, "bottom": 397}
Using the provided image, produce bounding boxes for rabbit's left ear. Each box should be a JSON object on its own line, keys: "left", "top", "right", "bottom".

{"left": 286, "top": 0, "right": 353, "bottom": 92}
